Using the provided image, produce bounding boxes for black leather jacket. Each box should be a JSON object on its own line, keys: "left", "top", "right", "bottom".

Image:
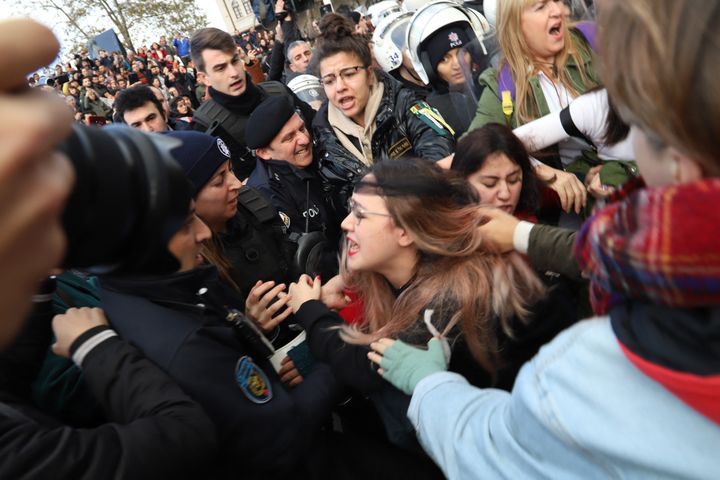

{"left": 312, "top": 72, "right": 455, "bottom": 210}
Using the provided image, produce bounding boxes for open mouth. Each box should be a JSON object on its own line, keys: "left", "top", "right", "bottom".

{"left": 549, "top": 22, "right": 563, "bottom": 38}
{"left": 231, "top": 79, "right": 244, "bottom": 90}
{"left": 295, "top": 145, "right": 310, "bottom": 156}
{"left": 338, "top": 95, "right": 355, "bottom": 110}
{"left": 347, "top": 238, "right": 359, "bottom": 257}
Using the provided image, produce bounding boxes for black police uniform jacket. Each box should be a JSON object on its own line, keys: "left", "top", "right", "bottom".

{"left": 246, "top": 158, "right": 342, "bottom": 246}
{"left": 215, "top": 186, "right": 296, "bottom": 299}
{"left": 247, "top": 158, "right": 343, "bottom": 278}
{"left": 98, "top": 266, "right": 341, "bottom": 479}
{"left": 312, "top": 71, "right": 455, "bottom": 211}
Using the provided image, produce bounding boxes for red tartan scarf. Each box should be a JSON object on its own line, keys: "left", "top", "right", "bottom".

{"left": 575, "top": 178, "right": 720, "bottom": 424}
{"left": 575, "top": 178, "right": 720, "bottom": 315}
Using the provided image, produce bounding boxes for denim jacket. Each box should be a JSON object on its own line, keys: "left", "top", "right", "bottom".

{"left": 408, "top": 318, "right": 720, "bottom": 479}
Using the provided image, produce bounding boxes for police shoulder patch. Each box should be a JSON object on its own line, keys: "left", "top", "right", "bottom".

{"left": 217, "top": 137, "right": 231, "bottom": 158}
{"left": 235, "top": 356, "right": 273, "bottom": 404}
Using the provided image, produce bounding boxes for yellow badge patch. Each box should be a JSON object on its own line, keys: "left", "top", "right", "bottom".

{"left": 387, "top": 137, "right": 412, "bottom": 159}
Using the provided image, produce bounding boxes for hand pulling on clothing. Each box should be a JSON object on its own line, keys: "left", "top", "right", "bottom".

{"left": 368, "top": 337, "right": 449, "bottom": 395}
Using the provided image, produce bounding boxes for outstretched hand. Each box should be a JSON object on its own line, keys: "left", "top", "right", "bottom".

{"left": 52, "top": 307, "right": 109, "bottom": 358}
{"left": 320, "top": 275, "right": 351, "bottom": 310}
{"left": 534, "top": 163, "right": 587, "bottom": 214}
{"left": 585, "top": 165, "right": 616, "bottom": 200}
{"left": 368, "top": 337, "right": 449, "bottom": 395}
{"left": 287, "top": 274, "right": 321, "bottom": 313}
{"left": 278, "top": 356, "right": 304, "bottom": 388}
{"left": 245, "top": 280, "right": 293, "bottom": 332}
{"left": 478, "top": 207, "right": 521, "bottom": 253}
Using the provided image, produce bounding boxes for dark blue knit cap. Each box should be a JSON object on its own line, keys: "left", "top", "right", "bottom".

{"left": 424, "top": 24, "right": 470, "bottom": 72}
{"left": 164, "top": 131, "right": 232, "bottom": 195}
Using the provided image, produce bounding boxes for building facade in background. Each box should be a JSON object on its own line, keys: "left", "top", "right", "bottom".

{"left": 200, "top": 0, "right": 257, "bottom": 32}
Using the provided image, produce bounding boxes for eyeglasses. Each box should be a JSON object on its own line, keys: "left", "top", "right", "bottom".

{"left": 320, "top": 65, "right": 368, "bottom": 87}
{"left": 348, "top": 198, "right": 392, "bottom": 225}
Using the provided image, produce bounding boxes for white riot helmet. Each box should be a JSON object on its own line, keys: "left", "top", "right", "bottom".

{"left": 287, "top": 74, "right": 326, "bottom": 111}
{"left": 367, "top": 1, "right": 402, "bottom": 27}
{"left": 401, "top": 0, "right": 426, "bottom": 13}
{"left": 372, "top": 11, "right": 413, "bottom": 72}
{"left": 483, "top": 0, "right": 497, "bottom": 27}
{"left": 354, "top": 5, "right": 368, "bottom": 17}
{"left": 406, "top": 0, "right": 494, "bottom": 85}
{"left": 402, "top": 0, "right": 472, "bottom": 13}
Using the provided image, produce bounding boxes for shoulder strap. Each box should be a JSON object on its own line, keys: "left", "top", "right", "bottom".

{"left": 258, "top": 80, "right": 290, "bottom": 98}
{"left": 559, "top": 105, "right": 595, "bottom": 148}
{"left": 193, "top": 99, "right": 250, "bottom": 145}
{"left": 237, "top": 187, "right": 279, "bottom": 224}
{"left": 498, "top": 65, "right": 515, "bottom": 124}
{"left": 195, "top": 82, "right": 290, "bottom": 141}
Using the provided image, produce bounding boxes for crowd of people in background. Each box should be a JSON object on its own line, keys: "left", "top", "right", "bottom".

{"left": 3, "top": 0, "right": 718, "bottom": 478}
{"left": 30, "top": 27, "right": 285, "bottom": 126}
{"left": 29, "top": 0, "right": 384, "bottom": 128}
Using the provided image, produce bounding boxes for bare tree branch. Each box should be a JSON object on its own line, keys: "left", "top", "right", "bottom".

{"left": 10, "top": 0, "right": 209, "bottom": 55}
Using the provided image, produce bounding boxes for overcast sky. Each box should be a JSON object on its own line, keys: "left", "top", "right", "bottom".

{"left": 0, "top": 0, "right": 225, "bottom": 68}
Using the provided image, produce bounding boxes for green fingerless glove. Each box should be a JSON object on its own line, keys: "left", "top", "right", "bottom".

{"left": 380, "top": 338, "right": 449, "bottom": 395}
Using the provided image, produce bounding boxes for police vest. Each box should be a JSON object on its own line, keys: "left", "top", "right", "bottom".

{"left": 217, "top": 186, "right": 295, "bottom": 297}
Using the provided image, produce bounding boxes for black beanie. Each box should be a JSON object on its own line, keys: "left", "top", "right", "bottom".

{"left": 423, "top": 25, "right": 470, "bottom": 73}
{"left": 165, "top": 131, "right": 232, "bottom": 195}
{"left": 348, "top": 11, "right": 362, "bottom": 25}
{"left": 245, "top": 96, "right": 296, "bottom": 150}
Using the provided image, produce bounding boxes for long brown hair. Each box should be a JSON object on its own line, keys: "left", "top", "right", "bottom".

{"left": 342, "top": 159, "right": 545, "bottom": 372}
{"left": 600, "top": 0, "right": 720, "bottom": 175}
{"left": 497, "top": 0, "right": 599, "bottom": 125}
{"left": 452, "top": 123, "right": 539, "bottom": 213}
{"left": 201, "top": 235, "right": 242, "bottom": 293}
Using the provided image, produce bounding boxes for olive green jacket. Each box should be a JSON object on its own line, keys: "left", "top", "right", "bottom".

{"left": 528, "top": 224, "right": 581, "bottom": 280}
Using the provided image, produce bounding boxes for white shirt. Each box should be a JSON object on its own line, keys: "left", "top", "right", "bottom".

{"left": 536, "top": 71, "right": 589, "bottom": 166}
{"left": 515, "top": 89, "right": 635, "bottom": 161}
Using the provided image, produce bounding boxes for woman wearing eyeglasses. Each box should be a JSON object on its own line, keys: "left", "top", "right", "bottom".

{"left": 366, "top": 1, "right": 720, "bottom": 477}
{"left": 310, "top": 13, "right": 456, "bottom": 212}
{"left": 286, "top": 159, "right": 562, "bottom": 456}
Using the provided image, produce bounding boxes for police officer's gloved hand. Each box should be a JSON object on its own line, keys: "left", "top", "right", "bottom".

{"left": 370, "top": 338, "right": 449, "bottom": 395}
